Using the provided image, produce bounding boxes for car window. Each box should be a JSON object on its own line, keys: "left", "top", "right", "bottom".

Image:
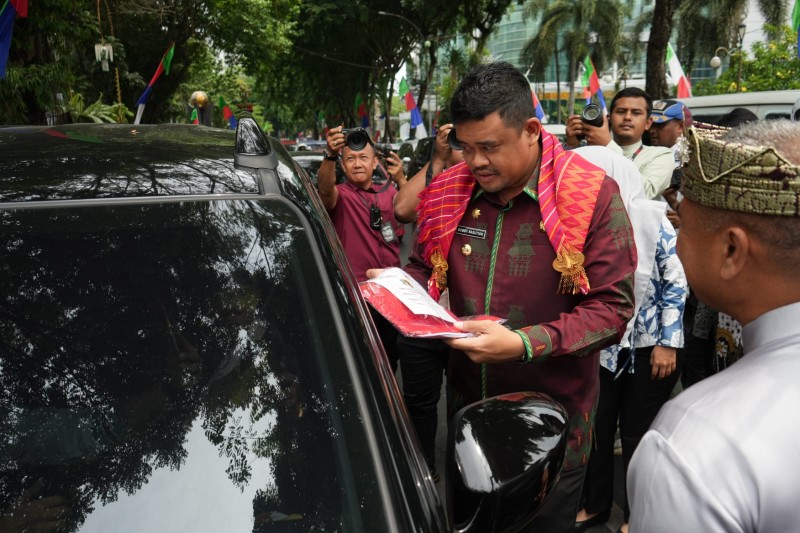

{"left": 0, "top": 198, "right": 388, "bottom": 532}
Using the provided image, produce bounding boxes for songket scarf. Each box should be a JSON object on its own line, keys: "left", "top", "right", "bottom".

{"left": 415, "top": 130, "right": 606, "bottom": 300}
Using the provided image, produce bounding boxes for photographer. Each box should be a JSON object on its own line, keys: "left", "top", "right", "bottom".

{"left": 394, "top": 123, "right": 464, "bottom": 223}
{"left": 318, "top": 125, "right": 406, "bottom": 369}
{"left": 565, "top": 88, "right": 674, "bottom": 201}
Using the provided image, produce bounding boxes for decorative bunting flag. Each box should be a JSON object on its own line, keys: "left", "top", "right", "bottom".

{"left": 135, "top": 43, "right": 175, "bottom": 106}
{"left": 0, "top": 0, "right": 28, "bottom": 80}
{"left": 354, "top": 93, "right": 369, "bottom": 127}
{"left": 398, "top": 78, "right": 424, "bottom": 130}
{"left": 793, "top": 0, "right": 800, "bottom": 60}
{"left": 581, "top": 55, "right": 601, "bottom": 99}
{"left": 133, "top": 43, "right": 175, "bottom": 124}
{"left": 531, "top": 91, "right": 545, "bottom": 121}
{"left": 218, "top": 97, "right": 238, "bottom": 129}
{"left": 666, "top": 43, "right": 692, "bottom": 98}
{"left": 399, "top": 78, "right": 416, "bottom": 112}
{"left": 581, "top": 55, "right": 607, "bottom": 113}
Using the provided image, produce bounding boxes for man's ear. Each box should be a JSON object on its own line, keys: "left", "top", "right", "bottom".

{"left": 525, "top": 117, "right": 541, "bottom": 145}
{"left": 645, "top": 116, "right": 654, "bottom": 131}
{"left": 719, "top": 227, "right": 750, "bottom": 281}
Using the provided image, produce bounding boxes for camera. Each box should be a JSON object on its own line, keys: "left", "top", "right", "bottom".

{"left": 374, "top": 142, "right": 394, "bottom": 158}
{"left": 369, "top": 205, "right": 382, "bottom": 230}
{"left": 342, "top": 127, "right": 372, "bottom": 151}
{"left": 447, "top": 128, "right": 462, "bottom": 151}
{"left": 580, "top": 103, "right": 605, "bottom": 128}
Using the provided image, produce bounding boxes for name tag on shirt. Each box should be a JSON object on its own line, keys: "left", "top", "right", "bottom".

{"left": 456, "top": 226, "right": 487, "bottom": 239}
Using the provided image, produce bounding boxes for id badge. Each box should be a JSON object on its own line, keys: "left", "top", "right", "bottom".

{"left": 380, "top": 222, "right": 396, "bottom": 243}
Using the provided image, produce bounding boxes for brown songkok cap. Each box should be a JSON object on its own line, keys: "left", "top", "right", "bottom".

{"left": 683, "top": 124, "right": 800, "bottom": 216}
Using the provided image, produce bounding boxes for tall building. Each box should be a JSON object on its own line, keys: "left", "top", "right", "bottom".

{"left": 482, "top": 0, "right": 785, "bottom": 121}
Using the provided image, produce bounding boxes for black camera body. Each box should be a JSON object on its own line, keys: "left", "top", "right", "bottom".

{"left": 580, "top": 103, "right": 605, "bottom": 128}
{"left": 342, "top": 127, "right": 372, "bottom": 151}
{"left": 374, "top": 142, "right": 394, "bottom": 158}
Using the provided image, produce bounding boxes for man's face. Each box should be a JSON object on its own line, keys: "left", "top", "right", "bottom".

{"left": 610, "top": 96, "right": 652, "bottom": 145}
{"left": 454, "top": 111, "right": 540, "bottom": 201}
{"left": 676, "top": 199, "right": 723, "bottom": 309}
{"left": 649, "top": 119, "right": 684, "bottom": 148}
{"left": 341, "top": 144, "right": 378, "bottom": 188}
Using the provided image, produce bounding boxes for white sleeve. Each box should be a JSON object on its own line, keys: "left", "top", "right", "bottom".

{"left": 627, "top": 430, "right": 745, "bottom": 533}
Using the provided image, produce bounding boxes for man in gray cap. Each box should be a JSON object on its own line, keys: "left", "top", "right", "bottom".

{"left": 627, "top": 121, "right": 800, "bottom": 533}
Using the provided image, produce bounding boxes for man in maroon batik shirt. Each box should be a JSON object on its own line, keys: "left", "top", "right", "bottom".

{"left": 318, "top": 126, "right": 407, "bottom": 369}
{"left": 383, "top": 62, "right": 637, "bottom": 532}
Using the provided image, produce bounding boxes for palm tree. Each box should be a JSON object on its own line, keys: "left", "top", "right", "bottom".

{"left": 521, "top": 0, "right": 626, "bottom": 119}
{"left": 645, "top": 0, "right": 787, "bottom": 98}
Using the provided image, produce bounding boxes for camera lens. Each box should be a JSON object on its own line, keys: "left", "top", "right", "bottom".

{"left": 447, "top": 128, "right": 462, "bottom": 151}
{"left": 580, "top": 104, "right": 604, "bottom": 128}
{"left": 345, "top": 129, "right": 369, "bottom": 151}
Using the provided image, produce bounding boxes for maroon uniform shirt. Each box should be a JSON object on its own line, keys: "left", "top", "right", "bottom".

{"left": 329, "top": 180, "right": 400, "bottom": 282}
{"left": 406, "top": 175, "right": 636, "bottom": 469}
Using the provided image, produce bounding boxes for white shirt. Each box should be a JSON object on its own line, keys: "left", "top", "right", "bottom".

{"left": 628, "top": 301, "right": 800, "bottom": 533}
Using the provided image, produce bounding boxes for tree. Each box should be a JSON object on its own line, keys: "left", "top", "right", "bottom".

{"left": 643, "top": 0, "right": 787, "bottom": 98}
{"left": 460, "top": 0, "right": 518, "bottom": 57}
{"left": 693, "top": 24, "right": 800, "bottom": 95}
{"left": 521, "top": 0, "right": 626, "bottom": 116}
{"left": 0, "top": 0, "right": 301, "bottom": 125}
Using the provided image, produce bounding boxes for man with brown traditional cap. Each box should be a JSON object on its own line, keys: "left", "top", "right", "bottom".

{"left": 628, "top": 120, "right": 800, "bottom": 533}
{"left": 396, "top": 62, "right": 637, "bottom": 532}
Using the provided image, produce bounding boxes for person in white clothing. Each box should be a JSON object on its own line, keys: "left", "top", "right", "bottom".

{"left": 627, "top": 120, "right": 800, "bottom": 533}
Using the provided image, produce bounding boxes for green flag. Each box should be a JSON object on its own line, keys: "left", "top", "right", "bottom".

{"left": 399, "top": 78, "right": 410, "bottom": 97}
{"left": 162, "top": 43, "right": 175, "bottom": 75}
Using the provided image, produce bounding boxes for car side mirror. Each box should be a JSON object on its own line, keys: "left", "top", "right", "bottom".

{"left": 447, "top": 391, "right": 568, "bottom": 533}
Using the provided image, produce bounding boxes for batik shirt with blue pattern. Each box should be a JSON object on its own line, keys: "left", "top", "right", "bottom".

{"left": 601, "top": 218, "right": 687, "bottom": 375}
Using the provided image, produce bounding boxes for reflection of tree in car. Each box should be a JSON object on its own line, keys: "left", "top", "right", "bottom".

{"left": 0, "top": 200, "right": 340, "bottom": 531}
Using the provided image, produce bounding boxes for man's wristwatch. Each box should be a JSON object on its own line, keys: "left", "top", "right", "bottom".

{"left": 323, "top": 149, "right": 338, "bottom": 161}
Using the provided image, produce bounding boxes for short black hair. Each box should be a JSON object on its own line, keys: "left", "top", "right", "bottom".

{"left": 716, "top": 107, "right": 758, "bottom": 128}
{"left": 610, "top": 87, "right": 653, "bottom": 115}
{"left": 450, "top": 62, "right": 535, "bottom": 130}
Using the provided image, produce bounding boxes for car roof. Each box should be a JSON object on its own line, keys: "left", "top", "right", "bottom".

{"left": 0, "top": 124, "right": 262, "bottom": 202}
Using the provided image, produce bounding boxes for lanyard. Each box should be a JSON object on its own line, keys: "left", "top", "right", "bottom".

{"left": 629, "top": 145, "right": 644, "bottom": 161}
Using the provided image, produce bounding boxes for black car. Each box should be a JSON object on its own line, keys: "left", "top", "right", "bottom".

{"left": 289, "top": 149, "right": 327, "bottom": 183}
{"left": 0, "top": 120, "right": 567, "bottom": 533}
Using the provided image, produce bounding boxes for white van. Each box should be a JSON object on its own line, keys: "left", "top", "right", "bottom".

{"left": 677, "top": 90, "right": 800, "bottom": 123}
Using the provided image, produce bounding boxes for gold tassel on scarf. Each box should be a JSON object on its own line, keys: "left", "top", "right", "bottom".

{"left": 430, "top": 248, "right": 449, "bottom": 292}
{"left": 553, "top": 249, "right": 590, "bottom": 295}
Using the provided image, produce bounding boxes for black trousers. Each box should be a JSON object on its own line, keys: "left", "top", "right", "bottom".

{"left": 396, "top": 335, "right": 449, "bottom": 471}
{"left": 528, "top": 465, "right": 586, "bottom": 532}
{"left": 581, "top": 347, "right": 683, "bottom": 522}
{"left": 371, "top": 308, "right": 399, "bottom": 372}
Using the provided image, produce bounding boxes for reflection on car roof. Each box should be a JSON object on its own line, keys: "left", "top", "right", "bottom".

{"left": 0, "top": 124, "right": 260, "bottom": 202}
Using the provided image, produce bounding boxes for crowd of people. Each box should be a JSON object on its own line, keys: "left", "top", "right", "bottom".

{"left": 315, "top": 61, "right": 800, "bottom": 533}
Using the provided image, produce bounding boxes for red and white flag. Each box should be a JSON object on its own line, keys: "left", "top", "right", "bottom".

{"left": 666, "top": 43, "right": 692, "bottom": 98}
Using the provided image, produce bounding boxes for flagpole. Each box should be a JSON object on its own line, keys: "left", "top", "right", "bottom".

{"left": 134, "top": 104, "right": 145, "bottom": 125}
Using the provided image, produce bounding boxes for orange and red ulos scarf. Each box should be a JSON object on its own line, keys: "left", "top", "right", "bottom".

{"left": 415, "top": 129, "right": 606, "bottom": 300}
